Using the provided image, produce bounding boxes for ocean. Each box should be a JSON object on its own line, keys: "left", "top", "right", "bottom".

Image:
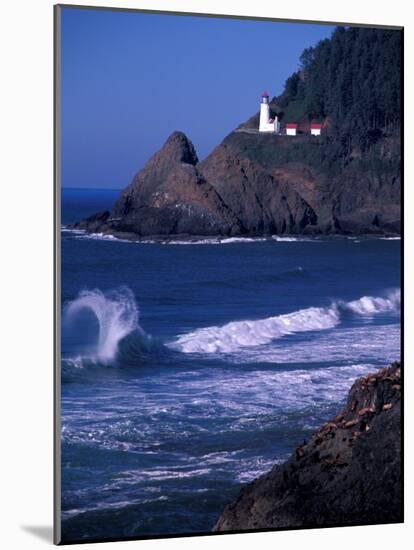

{"left": 60, "top": 188, "right": 401, "bottom": 542}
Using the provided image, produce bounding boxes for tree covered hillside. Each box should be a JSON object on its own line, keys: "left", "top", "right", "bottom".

{"left": 273, "top": 26, "right": 401, "bottom": 163}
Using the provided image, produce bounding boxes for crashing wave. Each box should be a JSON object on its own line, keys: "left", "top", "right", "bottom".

{"left": 63, "top": 287, "right": 143, "bottom": 363}
{"left": 170, "top": 290, "right": 400, "bottom": 354}
{"left": 61, "top": 286, "right": 400, "bottom": 361}
{"left": 344, "top": 290, "right": 400, "bottom": 315}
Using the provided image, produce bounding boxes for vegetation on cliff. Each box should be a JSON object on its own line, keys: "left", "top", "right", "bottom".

{"left": 249, "top": 27, "right": 401, "bottom": 170}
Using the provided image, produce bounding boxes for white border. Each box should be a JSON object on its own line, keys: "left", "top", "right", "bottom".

{"left": 1, "top": 1, "right": 412, "bottom": 548}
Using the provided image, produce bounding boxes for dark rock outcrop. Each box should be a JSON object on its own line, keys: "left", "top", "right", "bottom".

{"left": 198, "top": 139, "right": 318, "bottom": 235}
{"left": 76, "top": 131, "right": 242, "bottom": 237}
{"left": 73, "top": 126, "right": 400, "bottom": 238}
{"left": 199, "top": 130, "right": 400, "bottom": 236}
{"left": 213, "top": 361, "right": 402, "bottom": 532}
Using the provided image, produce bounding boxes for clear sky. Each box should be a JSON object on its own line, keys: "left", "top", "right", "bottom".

{"left": 60, "top": 7, "right": 335, "bottom": 189}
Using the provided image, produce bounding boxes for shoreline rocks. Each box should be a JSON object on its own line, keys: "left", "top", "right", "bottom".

{"left": 213, "top": 361, "right": 402, "bottom": 532}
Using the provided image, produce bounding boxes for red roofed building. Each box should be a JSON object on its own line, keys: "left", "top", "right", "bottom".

{"left": 286, "top": 123, "right": 298, "bottom": 136}
{"left": 310, "top": 123, "right": 322, "bottom": 136}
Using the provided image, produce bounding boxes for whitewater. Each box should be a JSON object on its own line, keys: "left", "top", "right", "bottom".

{"left": 171, "top": 290, "right": 400, "bottom": 354}
{"left": 60, "top": 188, "right": 401, "bottom": 541}
{"left": 62, "top": 287, "right": 400, "bottom": 364}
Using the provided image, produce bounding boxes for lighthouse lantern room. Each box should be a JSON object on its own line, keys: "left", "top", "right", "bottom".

{"left": 259, "top": 91, "right": 279, "bottom": 133}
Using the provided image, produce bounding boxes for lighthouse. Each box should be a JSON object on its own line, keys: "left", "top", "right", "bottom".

{"left": 259, "top": 91, "right": 279, "bottom": 133}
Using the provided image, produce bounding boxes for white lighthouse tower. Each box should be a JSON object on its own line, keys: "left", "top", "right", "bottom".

{"left": 259, "top": 91, "right": 279, "bottom": 133}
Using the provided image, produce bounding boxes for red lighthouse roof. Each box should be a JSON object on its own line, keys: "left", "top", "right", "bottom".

{"left": 311, "top": 123, "right": 323, "bottom": 129}
{"left": 286, "top": 123, "right": 298, "bottom": 129}
{"left": 261, "top": 91, "right": 269, "bottom": 97}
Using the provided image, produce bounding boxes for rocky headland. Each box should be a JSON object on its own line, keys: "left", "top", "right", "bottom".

{"left": 73, "top": 126, "right": 400, "bottom": 239}
{"left": 73, "top": 27, "right": 401, "bottom": 239}
{"left": 213, "top": 361, "right": 402, "bottom": 532}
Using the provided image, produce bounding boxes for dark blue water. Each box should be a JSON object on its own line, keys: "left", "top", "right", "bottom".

{"left": 60, "top": 188, "right": 401, "bottom": 542}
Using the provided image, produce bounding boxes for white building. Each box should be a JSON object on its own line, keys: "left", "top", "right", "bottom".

{"left": 310, "top": 123, "right": 322, "bottom": 136}
{"left": 259, "top": 91, "right": 280, "bottom": 133}
{"left": 286, "top": 123, "right": 297, "bottom": 136}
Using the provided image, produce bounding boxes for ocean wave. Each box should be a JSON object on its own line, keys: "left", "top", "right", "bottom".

{"left": 62, "top": 227, "right": 132, "bottom": 243}
{"left": 171, "top": 307, "right": 340, "bottom": 354}
{"left": 379, "top": 236, "right": 401, "bottom": 241}
{"left": 62, "top": 287, "right": 144, "bottom": 364}
{"left": 78, "top": 231, "right": 129, "bottom": 243}
{"left": 62, "top": 286, "right": 400, "bottom": 366}
{"left": 61, "top": 227, "right": 87, "bottom": 235}
{"left": 85, "top": 232, "right": 126, "bottom": 242}
{"left": 63, "top": 229, "right": 268, "bottom": 245}
{"left": 271, "top": 236, "right": 315, "bottom": 242}
{"left": 61, "top": 227, "right": 401, "bottom": 245}
{"left": 221, "top": 237, "right": 267, "bottom": 244}
{"left": 170, "top": 289, "right": 400, "bottom": 354}
{"left": 344, "top": 290, "right": 400, "bottom": 315}
{"left": 140, "top": 237, "right": 268, "bottom": 245}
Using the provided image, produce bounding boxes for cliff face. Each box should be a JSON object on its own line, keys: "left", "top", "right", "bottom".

{"left": 213, "top": 361, "right": 402, "bottom": 531}
{"left": 73, "top": 128, "right": 400, "bottom": 238}
{"left": 198, "top": 129, "right": 400, "bottom": 235}
{"left": 75, "top": 132, "right": 241, "bottom": 237}
{"left": 198, "top": 135, "right": 319, "bottom": 235}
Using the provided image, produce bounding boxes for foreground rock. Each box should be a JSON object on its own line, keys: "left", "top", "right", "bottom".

{"left": 213, "top": 361, "right": 402, "bottom": 531}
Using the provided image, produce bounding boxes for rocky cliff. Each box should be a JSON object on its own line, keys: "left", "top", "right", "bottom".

{"left": 74, "top": 27, "right": 401, "bottom": 238}
{"left": 73, "top": 128, "right": 400, "bottom": 238}
{"left": 213, "top": 361, "right": 402, "bottom": 531}
{"left": 74, "top": 132, "right": 242, "bottom": 237}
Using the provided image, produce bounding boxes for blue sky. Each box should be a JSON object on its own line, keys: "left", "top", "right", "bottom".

{"left": 60, "top": 7, "right": 335, "bottom": 188}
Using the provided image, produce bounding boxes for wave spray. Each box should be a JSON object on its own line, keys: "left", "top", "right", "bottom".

{"left": 63, "top": 287, "right": 140, "bottom": 363}
{"left": 171, "top": 289, "right": 400, "bottom": 354}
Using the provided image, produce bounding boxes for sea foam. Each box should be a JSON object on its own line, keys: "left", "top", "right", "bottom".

{"left": 170, "top": 290, "right": 400, "bottom": 354}
{"left": 271, "top": 235, "right": 314, "bottom": 242}
{"left": 344, "top": 290, "right": 400, "bottom": 315}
